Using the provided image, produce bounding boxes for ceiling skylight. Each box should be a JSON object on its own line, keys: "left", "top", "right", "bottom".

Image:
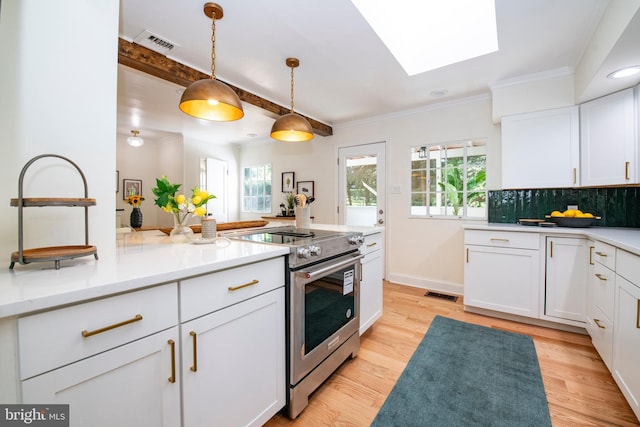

{"left": 350, "top": 0, "right": 499, "bottom": 76}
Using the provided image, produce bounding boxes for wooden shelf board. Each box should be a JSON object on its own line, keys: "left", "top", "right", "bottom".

{"left": 10, "top": 198, "right": 96, "bottom": 207}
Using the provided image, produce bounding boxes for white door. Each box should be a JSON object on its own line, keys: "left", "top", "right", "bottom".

{"left": 338, "top": 142, "right": 386, "bottom": 227}
{"left": 201, "top": 157, "right": 228, "bottom": 222}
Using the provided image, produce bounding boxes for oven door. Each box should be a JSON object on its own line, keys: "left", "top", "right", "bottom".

{"left": 290, "top": 252, "right": 363, "bottom": 385}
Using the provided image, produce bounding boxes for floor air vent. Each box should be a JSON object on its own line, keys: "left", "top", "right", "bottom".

{"left": 425, "top": 291, "right": 458, "bottom": 302}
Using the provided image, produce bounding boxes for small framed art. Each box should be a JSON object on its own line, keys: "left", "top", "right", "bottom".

{"left": 296, "top": 180, "right": 314, "bottom": 198}
{"left": 282, "top": 172, "right": 295, "bottom": 192}
{"left": 123, "top": 179, "right": 142, "bottom": 200}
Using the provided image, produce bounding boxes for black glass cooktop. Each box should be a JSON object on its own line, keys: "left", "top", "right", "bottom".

{"left": 234, "top": 227, "right": 345, "bottom": 246}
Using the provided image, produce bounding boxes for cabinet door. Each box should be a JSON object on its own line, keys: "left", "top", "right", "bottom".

{"left": 464, "top": 245, "right": 539, "bottom": 318}
{"left": 580, "top": 88, "right": 636, "bottom": 186}
{"left": 360, "top": 246, "right": 383, "bottom": 335}
{"left": 22, "top": 327, "right": 180, "bottom": 427}
{"left": 613, "top": 276, "right": 640, "bottom": 420}
{"left": 182, "top": 288, "right": 285, "bottom": 427}
{"left": 501, "top": 106, "right": 579, "bottom": 189}
{"left": 544, "top": 237, "right": 587, "bottom": 323}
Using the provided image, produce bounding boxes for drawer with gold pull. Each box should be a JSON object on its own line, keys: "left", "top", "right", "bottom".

{"left": 18, "top": 283, "right": 178, "bottom": 380}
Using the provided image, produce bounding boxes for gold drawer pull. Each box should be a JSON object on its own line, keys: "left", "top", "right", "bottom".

{"left": 593, "top": 319, "right": 605, "bottom": 329}
{"left": 573, "top": 167, "right": 577, "bottom": 184}
{"left": 168, "top": 339, "right": 176, "bottom": 383}
{"left": 625, "top": 161, "right": 630, "bottom": 180}
{"left": 228, "top": 279, "right": 259, "bottom": 291}
{"left": 636, "top": 300, "right": 640, "bottom": 329}
{"left": 366, "top": 242, "right": 377, "bottom": 248}
{"left": 490, "top": 238, "right": 509, "bottom": 243}
{"left": 589, "top": 246, "right": 594, "bottom": 265}
{"left": 594, "top": 273, "right": 607, "bottom": 281}
{"left": 595, "top": 251, "right": 607, "bottom": 257}
{"left": 81, "top": 314, "right": 143, "bottom": 338}
{"left": 190, "top": 331, "right": 198, "bottom": 372}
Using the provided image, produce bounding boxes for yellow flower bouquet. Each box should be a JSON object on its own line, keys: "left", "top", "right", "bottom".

{"left": 152, "top": 176, "right": 216, "bottom": 242}
{"left": 125, "top": 194, "right": 145, "bottom": 207}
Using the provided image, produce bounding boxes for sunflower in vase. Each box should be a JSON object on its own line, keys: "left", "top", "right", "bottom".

{"left": 125, "top": 194, "right": 145, "bottom": 207}
{"left": 152, "top": 176, "right": 216, "bottom": 241}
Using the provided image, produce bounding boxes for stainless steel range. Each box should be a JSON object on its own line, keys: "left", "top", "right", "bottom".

{"left": 228, "top": 226, "right": 364, "bottom": 418}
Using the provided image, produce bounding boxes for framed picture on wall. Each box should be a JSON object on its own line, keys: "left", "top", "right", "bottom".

{"left": 123, "top": 179, "right": 142, "bottom": 200}
{"left": 282, "top": 172, "right": 295, "bottom": 192}
{"left": 296, "top": 181, "right": 314, "bottom": 198}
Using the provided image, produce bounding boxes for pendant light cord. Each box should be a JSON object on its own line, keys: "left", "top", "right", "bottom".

{"left": 210, "top": 11, "right": 217, "bottom": 80}
{"left": 289, "top": 65, "right": 295, "bottom": 113}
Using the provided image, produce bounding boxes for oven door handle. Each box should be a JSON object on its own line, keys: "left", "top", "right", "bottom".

{"left": 300, "top": 254, "right": 364, "bottom": 279}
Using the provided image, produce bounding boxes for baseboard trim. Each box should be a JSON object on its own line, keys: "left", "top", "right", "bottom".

{"left": 387, "top": 273, "right": 463, "bottom": 296}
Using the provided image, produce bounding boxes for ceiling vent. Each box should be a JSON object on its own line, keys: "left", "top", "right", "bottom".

{"left": 133, "top": 30, "right": 179, "bottom": 56}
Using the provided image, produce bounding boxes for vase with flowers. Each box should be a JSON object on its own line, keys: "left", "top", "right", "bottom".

{"left": 126, "top": 194, "right": 145, "bottom": 228}
{"left": 152, "top": 176, "right": 216, "bottom": 243}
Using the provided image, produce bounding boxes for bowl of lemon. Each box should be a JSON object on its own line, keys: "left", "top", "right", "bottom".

{"left": 546, "top": 209, "right": 600, "bottom": 227}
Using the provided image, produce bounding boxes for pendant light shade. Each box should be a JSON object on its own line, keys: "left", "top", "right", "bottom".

{"left": 127, "top": 130, "right": 144, "bottom": 147}
{"left": 271, "top": 58, "right": 314, "bottom": 142}
{"left": 179, "top": 3, "right": 244, "bottom": 122}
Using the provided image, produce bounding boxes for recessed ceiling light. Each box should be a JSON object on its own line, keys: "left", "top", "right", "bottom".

{"left": 607, "top": 66, "right": 640, "bottom": 79}
{"left": 350, "top": 0, "right": 498, "bottom": 76}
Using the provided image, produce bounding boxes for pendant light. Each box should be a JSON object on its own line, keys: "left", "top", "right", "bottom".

{"left": 270, "top": 58, "right": 314, "bottom": 142}
{"left": 179, "top": 3, "right": 244, "bottom": 122}
{"left": 127, "top": 130, "right": 144, "bottom": 147}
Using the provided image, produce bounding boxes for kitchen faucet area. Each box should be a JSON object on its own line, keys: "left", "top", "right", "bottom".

{"left": 2, "top": 1, "right": 640, "bottom": 426}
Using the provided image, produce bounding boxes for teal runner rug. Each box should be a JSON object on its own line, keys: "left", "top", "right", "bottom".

{"left": 371, "top": 316, "right": 552, "bottom": 427}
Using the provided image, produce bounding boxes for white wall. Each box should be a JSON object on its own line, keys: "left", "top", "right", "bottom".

{"left": 0, "top": 0, "right": 119, "bottom": 260}
{"left": 116, "top": 132, "right": 183, "bottom": 228}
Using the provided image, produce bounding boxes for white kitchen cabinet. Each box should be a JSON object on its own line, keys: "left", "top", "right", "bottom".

{"left": 580, "top": 88, "right": 637, "bottom": 186}
{"left": 613, "top": 249, "right": 640, "bottom": 421}
{"left": 501, "top": 106, "right": 580, "bottom": 189}
{"left": 179, "top": 257, "right": 286, "bottom": 427}
{"left": 544, "top": 237, "right": 587, "bottom": 324}
{"left": 181, "top": 289, "right": 285, "bottom": 427}
{"left": 360, "top": 231, "right": 383, "bottom": 334}
{"left": 19, "top": 283, "right": 180, "bottom": 427}
{"left": 464, "top": 230, "right": 540, "bottom": 318}
{"left": 585, "top": 241, "right": 615, "bottom": 370}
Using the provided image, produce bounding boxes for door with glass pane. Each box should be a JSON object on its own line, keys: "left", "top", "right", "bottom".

{"left": 338, "top": 142, "right": 386, "bottom": 227}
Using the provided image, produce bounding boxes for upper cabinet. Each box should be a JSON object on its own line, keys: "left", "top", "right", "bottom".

{"left": 501, "top": 106, "right": 579, "bottom": 189}
{"left": 580, "top": 88, "right": 637, "bottom": 186}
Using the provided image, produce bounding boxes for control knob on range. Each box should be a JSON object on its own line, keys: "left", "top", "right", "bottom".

{"left": 297, "top": 247, "right": 311, "bottom": 259}
{"left": 348, "top": 235, "right": 365, "bottom": 246}
{"left": 308, "top": 245, "right": 322, "bottom": 256}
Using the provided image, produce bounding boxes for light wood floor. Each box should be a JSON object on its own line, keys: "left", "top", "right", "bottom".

{"left": 265, "top": 281, "right": 639, "bottom": 427}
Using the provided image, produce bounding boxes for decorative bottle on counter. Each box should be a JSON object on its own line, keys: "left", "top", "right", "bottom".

{"left": 130, "top": 207, "right": 143, "bottom": 228}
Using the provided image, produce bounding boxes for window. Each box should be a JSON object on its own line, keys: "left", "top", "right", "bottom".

{"left": 410, "top": 139, "right": 486, "bottom": 218}
{"left": 242, "top": 164, "right": 272, "bottom": 213}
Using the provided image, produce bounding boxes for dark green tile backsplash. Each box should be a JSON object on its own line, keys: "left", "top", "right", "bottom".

{"left": 488, "top": 187, "right": 640, "bottom": 228}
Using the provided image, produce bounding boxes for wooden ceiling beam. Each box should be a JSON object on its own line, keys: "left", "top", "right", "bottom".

{"left": 117, "top": 38, "right": 333, "bottom": 137}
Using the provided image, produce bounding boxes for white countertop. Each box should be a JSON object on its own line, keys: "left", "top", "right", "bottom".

{"left": 0, "top": 223, "right": 382, "bottom": 319}
{"left": 0, "top": 230, "right": 289, "bottom": 319}
{"left": 464, "top": 223, "right": 640, "bottom": 256}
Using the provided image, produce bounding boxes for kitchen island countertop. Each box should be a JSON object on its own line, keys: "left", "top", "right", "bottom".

{"left": 0, "top": 230, "right": 289, "bottom": 319}
{"left": 463, "top": 223, "right": 640, "bottom": 256}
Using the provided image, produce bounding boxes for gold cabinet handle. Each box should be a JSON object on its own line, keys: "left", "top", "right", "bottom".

{"left": 490, "top": 238, "right": 509, "bottom": 242}
{"left": 549, "top": 240, "right": 553, "bottom": 258}
{"left": 81, "top": 314, "right": 143, "bottom": 338}
{"left": 594, "top": 273, "right": 607, "bottom": 281}
{"left": 573, "top": 167, "right": 577, "bottom": 184}
{"left": 593, "top": 319, "right": 605, "bottom": 329}
{"left": 366, "top": 242, "right": 377, "bottom": 248}
{"left": 168, "top": 339, "right": 176, "bottom": 383}
{"left": 595, "top": 251, "right": 607, "bottom": 258}
{"left": 589, "top": 246, "right": 594, "bottom": 265}
{"left": 625, "top": 161, "right": 630, "bottom": 180}
{"left": 466, "top": 247, "right": 469, "bottom": 263}
{"left": 636, "top": 300, "right": 640, "bottom": 329}
{"left": 228, "top": 279, "right": 259, "bottom": 291}
{"left": 190, "top": 331, "right": 198, "bottom": 372}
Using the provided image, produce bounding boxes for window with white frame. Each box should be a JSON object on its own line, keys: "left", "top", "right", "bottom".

{"left": 410, "top": 139, "right": 487, "bottom": 218}
{"left": 242, "top": 164, "right": 272, "bottom": 213}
